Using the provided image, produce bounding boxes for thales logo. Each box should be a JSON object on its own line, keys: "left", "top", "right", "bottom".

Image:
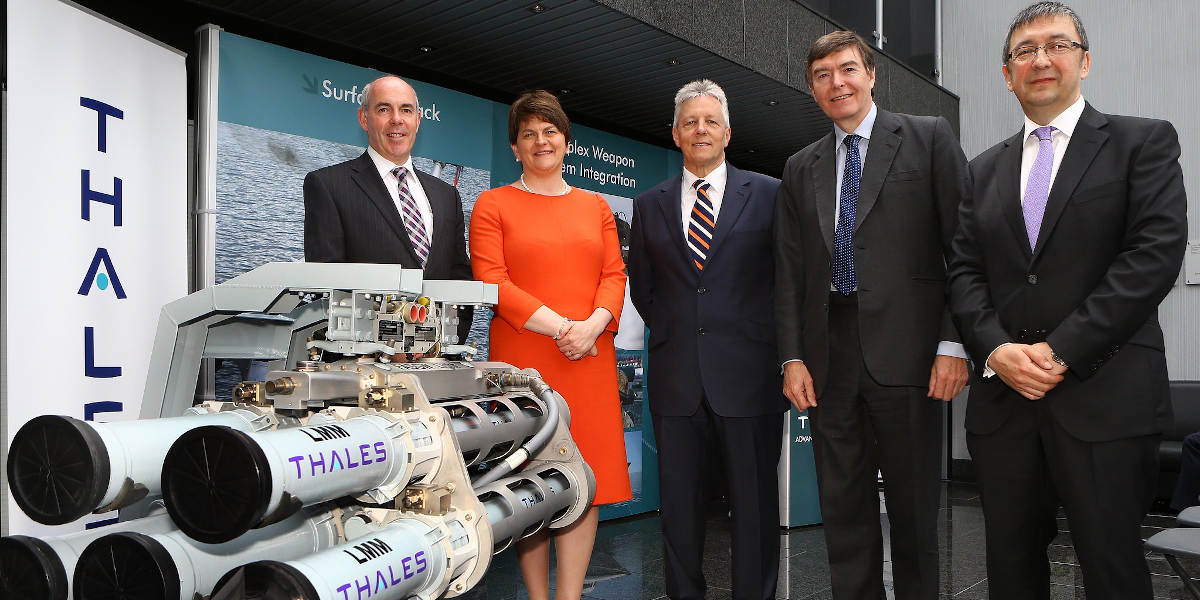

{"left": 79, "top": 248, "right": 127, "bottom": 298}
{"left": 302, "top": 75, "right": 443, "bottom": 121}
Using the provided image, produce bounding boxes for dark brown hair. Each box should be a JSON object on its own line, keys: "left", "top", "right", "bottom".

{"left": 806, "top": 30, "right": 876, "bottom": 88}
{"left": 1003, "top": 2, "right": 1088, "bottom": 64}
{"left": 507, "top": 90, "right": 572, "bottom": 145}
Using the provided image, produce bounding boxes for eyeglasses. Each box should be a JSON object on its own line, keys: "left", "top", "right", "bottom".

{"left": 1007, "top": 40, "right": 1086, "bottom": 63}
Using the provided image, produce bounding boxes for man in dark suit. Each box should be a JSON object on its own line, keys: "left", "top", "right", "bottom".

{"left": 629, "top": 79, "right": 786, "bottom": 600}
{"left": 774, "top": 31, "right": 969, "bottom": 600}
{"left": 948, "top": 3, "right": 1187, "bottom": 598}
{"left": 304, "top": 75, "right": 472, "bottom": 341}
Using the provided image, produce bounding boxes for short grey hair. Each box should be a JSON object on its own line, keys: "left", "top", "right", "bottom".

{"left": 1003, "top": 2, "right": 1089, "bottom": 63}
{"left": 672, "top": 79, "right": 730, "bottom": 128}
{"left": 359, "top": 75, "right": 420, "bottom": 113}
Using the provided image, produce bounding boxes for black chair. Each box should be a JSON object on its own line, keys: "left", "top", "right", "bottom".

{"left": 1146, "top": 382, "right": 1200, "bottom": 598}
{"left": 1158, "top": 382, "right": 1200, "bottom": 505}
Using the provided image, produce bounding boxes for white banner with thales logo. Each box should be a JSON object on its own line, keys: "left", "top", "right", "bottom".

{"left": 3, "top": 0, "right": 187, "bottom": 535}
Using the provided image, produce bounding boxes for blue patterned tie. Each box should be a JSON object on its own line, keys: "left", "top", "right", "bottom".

{"left": 686, "top": 179, "right": 716, "bottom": 271}
{"left": 1023, "top": 126, "right": 1056, "bottom": 251}
{"left": 833, "top": 134, "right": 861, "bottom": 295}
{"left": 391, "top": 166, "right": 430, "bottom": 266}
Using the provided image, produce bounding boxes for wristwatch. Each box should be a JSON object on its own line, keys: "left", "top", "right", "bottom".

{"left": 1050, "top": 350, "right": 1069, "bottom": 369}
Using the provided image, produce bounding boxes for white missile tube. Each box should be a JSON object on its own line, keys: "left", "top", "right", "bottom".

{"left": 214, "top": 517, "right": 452, "bottom": 600}
{"left": 70, "top": 509, "right": 342, "bottom": 600}
{"left": 0, "top": 510, "right": 174, "bottom": 600}
{"left": 161, "top": 413, "right": 416, "bottom": 544}
{"left": 6, "top": 406, "right": 275, "bottom": 525}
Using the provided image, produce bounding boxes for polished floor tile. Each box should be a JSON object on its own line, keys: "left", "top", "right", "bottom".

{"left": 461, "top": 481, "right": 1200, "bottom": 599}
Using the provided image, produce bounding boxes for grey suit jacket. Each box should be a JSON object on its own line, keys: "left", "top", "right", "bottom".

{"left": 775, "top": 108, "right": 969, "bottom": 395}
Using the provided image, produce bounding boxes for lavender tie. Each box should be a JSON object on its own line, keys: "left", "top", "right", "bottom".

{"left": 1023, "top": 126, "right": 1056, "bottom": 251}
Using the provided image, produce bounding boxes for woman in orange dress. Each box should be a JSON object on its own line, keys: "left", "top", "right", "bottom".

{"left": 469, "top": 90, "right": 631, "bottom": 600}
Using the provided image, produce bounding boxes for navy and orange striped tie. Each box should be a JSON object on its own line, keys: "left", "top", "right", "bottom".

{"left": 687, "top": 179, "right": 716, "bottom": 271}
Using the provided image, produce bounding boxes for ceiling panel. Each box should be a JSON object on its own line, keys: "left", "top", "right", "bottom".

{"left": 154, "top": 0, "right": 838, "bottom": 175}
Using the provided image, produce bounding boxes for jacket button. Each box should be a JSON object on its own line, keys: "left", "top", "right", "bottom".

{"left": 1027, "top": 274, "right": 1038, "bottom": 285}
{"left": 698, "top": 328, "right": 707, "bottom": 335}
{"left": 697, "top": 287, "right": 708, "bottom": 295}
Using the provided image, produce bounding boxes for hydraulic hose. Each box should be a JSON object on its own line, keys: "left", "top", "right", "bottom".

{"left": 471, "top": 374, "right": 559, "bottom": 487}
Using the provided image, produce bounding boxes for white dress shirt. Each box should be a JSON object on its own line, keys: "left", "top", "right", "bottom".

{"left": 680, "top": 161, "right": 728, "bottom": 236}
{"left": 366, "top": 145, "right": 434, "bottom": 238}
{"left": 983, "top": 95, "right": 1086, "bottom": 376}
{"left": 1020, "top": 95, "right": 1086, "bottom": 203}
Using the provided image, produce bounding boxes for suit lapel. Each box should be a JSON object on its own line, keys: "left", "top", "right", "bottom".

{"left": 350, "top": 152, "right": 418, "bottom": 263}
{"left": 654, "top": 176, "right": 693, "bottom": 273}
{"left": 855, "top": 109, "right": 900, "bottom": 232}
{"left": 995, "top": 131, "right": 1031, "bottom": 260}
{"left": 1032, "top": 104, "right": 1108, "bottom": 259}
{"left": 811, "top": 134, "right": 837, "bottom": 257}
{"left": 706, "top": 164, "right": 750, "bottom": 268}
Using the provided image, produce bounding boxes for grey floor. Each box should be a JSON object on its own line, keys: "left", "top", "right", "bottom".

{"left": 459, "top": 482, "right": 1200, "bottom": 599}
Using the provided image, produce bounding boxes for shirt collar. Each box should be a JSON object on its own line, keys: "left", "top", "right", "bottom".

{"left": 682, "top": 161, "right": 728, "bottom": 193}
{"left": 834, "top": 102, "right": 877, "bottom": 147}
{"left": 1023, "top": 95, "right": 1086, "bottom": 141}
{"left": 366, "top": 145, "right": 416, "bottom": 181}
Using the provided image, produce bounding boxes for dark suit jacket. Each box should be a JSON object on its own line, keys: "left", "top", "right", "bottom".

{"left": 304, "top": 151, "right": 473, "bottom": 340}
{"left": 775, "top": 108, "right": 969, "bottom": 395}
{"left": 629, "top": 164, "right": 787, "bottom": 418}
{"left": 949, "top": 103, "right": 1187, "bottom": 442}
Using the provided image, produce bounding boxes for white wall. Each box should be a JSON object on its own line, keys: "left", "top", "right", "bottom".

{"left": 942, "top": 0, "right": 1200, "bottom": 460}
{"left": 943, "top": 0, "right": 1199, "bottom": 378}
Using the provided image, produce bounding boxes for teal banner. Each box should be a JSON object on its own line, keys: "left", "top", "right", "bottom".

{"left": 218, "top": 32, "right": 493, "bottom": 169}
{"left": 490, "top": 107, "right": 679, "bottom": 197}
{"left": 214, "top": 31, "right": 679, "bottom": 522}
{"left": 784, "top": 408, "right": 822, "bottom": 527}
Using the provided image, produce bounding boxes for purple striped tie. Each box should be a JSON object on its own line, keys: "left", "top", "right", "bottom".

{"left": 391, "top": 166, "right": 430, "bottom": 265}
{"left": 1023, "top": 126, "right": 1056, "bottom": 251}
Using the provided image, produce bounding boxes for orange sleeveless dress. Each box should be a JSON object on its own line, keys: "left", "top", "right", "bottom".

{"left": 469, "top": 185, "right": 632, "bottom": 504}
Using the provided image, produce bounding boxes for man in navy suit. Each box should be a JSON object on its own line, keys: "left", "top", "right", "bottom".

{"left": 304, "top": 75, "right": 472, "bottom": 341}
{"left": 629, "top": 79, "right": 786, "bottom": 600}
{"left": 950, "top": 3, "right": 1187, "bottom": 598}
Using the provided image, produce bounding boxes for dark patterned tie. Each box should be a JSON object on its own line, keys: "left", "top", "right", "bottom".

{"left": 391, "top": 166, "right": 430, "bottom": 265}
{"left": 687, "top": 179, "right": 716, "bottom": 271}
{"left": 1023, "top": 126, "right": 1056, "bottom": 251}
{"left": 833, "top": 134, "right": 861, "bottom": 295}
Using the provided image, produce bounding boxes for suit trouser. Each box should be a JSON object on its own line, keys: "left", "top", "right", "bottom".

{"left": 811, "top": 292, "right": 942, "bottom": 600}
{"left": 653, "top": 399, "right": 784, "bottom": 600}
{"left": 968, "top": 393, "right": 1159, "bottom": 600}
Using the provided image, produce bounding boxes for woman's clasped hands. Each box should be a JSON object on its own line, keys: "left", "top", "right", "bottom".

{"left": 556, "top": 318, "right": 601, "bottom": 361}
